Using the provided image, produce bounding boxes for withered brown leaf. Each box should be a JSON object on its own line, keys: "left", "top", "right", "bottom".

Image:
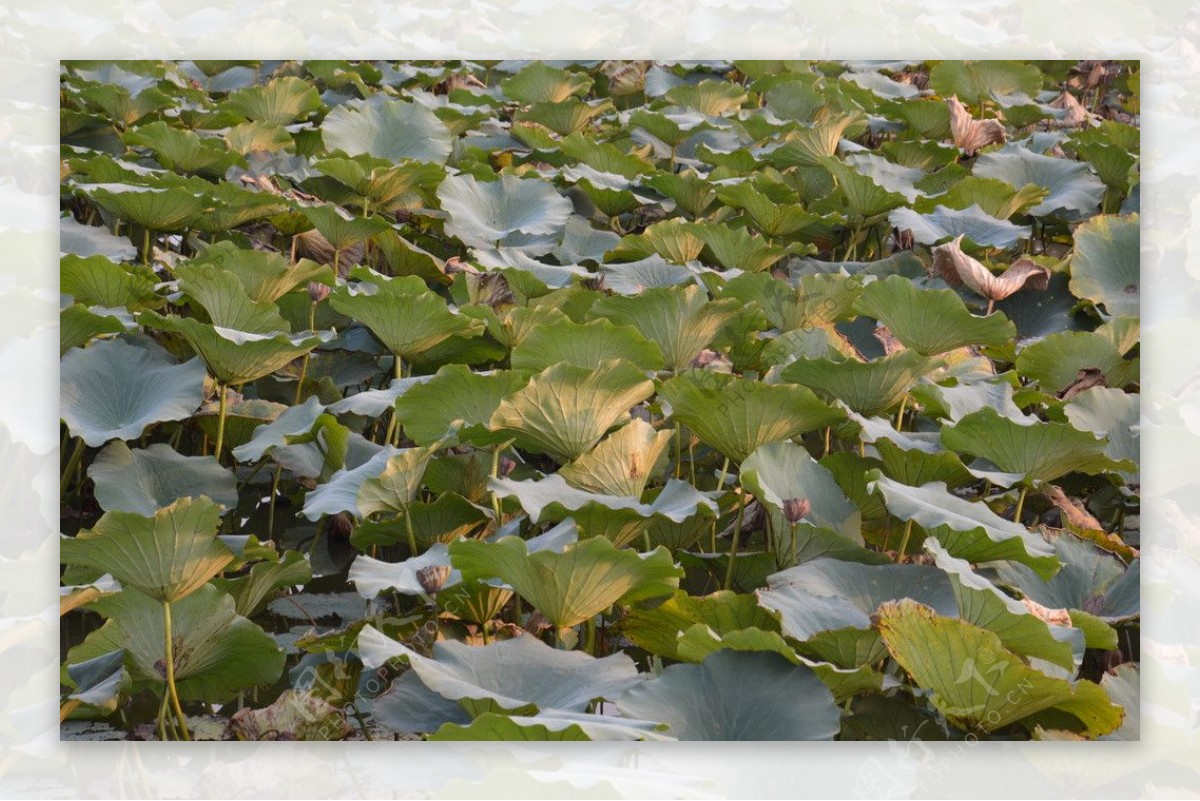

{"left": 947, "top": 95, "right": 1007, "bottom": 157}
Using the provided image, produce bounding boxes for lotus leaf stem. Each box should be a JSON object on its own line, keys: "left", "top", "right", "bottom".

{"left": 404, "top": 505, "right": 418, "bottom": 556}
{"left": 143, "top": 228, "right": 151, "bottom": 267}
{"left": 897, "top": 519, "right": 915, "bottom": 562}
{"left": 60, "top": 437, "right": 85, "bottom": 499}
{"left": 723, "top": 492, "right": 747, "bottom": 591}
{"left": 267, "top": 465, "right": 283, "bottom": 536}
{"left": 584, "top": 615, "right": 596, "bottom": 655}
{"left": 716, "top": 456, "right": 730, "bottom": 490}
{"left": 293, "top": 301, "right": 317, "bottom": 405}
{"left": 1013, "top": 486, "right": 1028, "bottom": 524}
{"left": 895, "top": 395, "right": 908, "bottom": 431}
{"left": 162, "top": 601, "right": 190, "bottom": 741}
{"left": 214, "top": 381, "right": 228, "bottom": 465}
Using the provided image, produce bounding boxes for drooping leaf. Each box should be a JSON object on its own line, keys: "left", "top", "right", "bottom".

{"left": 973, "top": 145, "right": 1104, "bottom": 218}
{"left": 394, "top": 365, "right": 529, "bottom": 446}
{"left": 868, "top": 471, "right": 1059, "bottom": 578}
{"left": 438, "top": 173, "right": 573, "bottom": 248}
{"left": 782, "top": 351, "right": 932, "bottom": 418}
{"left": 589, "top": 285, "right": 740, "bottom": 371}
{"left": 511, "top": 316, "right": 664, "bottom": 372}
{"left": 229, "top": 689, "right": 352, "bottom": 741}
{"left": 60, "top": 254, "right": 160, "bottom": 310}
{"left": 501, "top": 62, "right": 594, "bottom": 104}
{"left": 931, "top": 236, "right": 1050, "bottom": 303}
{"left": 889, "top": 204, "right": 1030, "bottom": 249}
{"left": 740, "top": 441, "right": 863, "bottom": 545}
{"left": 221, "top": 76, "right": 325, "bottom": 125}
{"left": 558, "top": 418, "right": 673, "bottom": 497}
{"left": 1015, "top": 330, "right": 1136, "bottom": 395}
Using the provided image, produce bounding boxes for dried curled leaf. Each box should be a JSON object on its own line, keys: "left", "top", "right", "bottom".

{"left": 1049, "top": 91, "right": 1097, "bottom": 129}
{"left": 1042, "top": 485, "right": 1104, "bottom": 531}
{"left": 228, "top": 689, "right": 353, "bottom": 741}
{"left": 1022, "top": 597, "right": 1073, "bottom": 627}
{"left": 931, "top": 235, "right": 1050, "bottom": 302}
{"left": 947, "top": 96, "right": 1006, "bottom": 157}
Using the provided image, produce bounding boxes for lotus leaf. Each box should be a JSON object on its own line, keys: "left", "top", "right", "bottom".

{"left": 1069, "top": 213, "right": 1140, "bottom": 319}
{"left": 973, "top": 145, "right": 1104, "bottom": 217}
{"left": 660, "top": 370, "right": 844, "bottom": 463}
{"left": 88, "top": 441, "right": 237, "bottom": 515}
{"left": 321, "top": 98, "right": 451, "bottom": 164}
{"left": 450, "top": 535, "right": 682, "bottom": 629}
{"left": 61, "top": 338, "right": 206, "bottom": 447}
{"left": 489, "top": 360, "right": 654, "bottom": 462}
{"left": 616, "top": 650, "right": 840, "bottom": 740}
{"left": 877, "top": 600, "right": 1122, "bottom": 736}
{"left": 439, "top": 173, "right": 573, "bottom": 248}
{"left": 511, "top": 316, "right": 663, "bottom": 372}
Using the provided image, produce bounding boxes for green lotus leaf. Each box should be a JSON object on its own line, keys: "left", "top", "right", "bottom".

{"left": 140, "top": 310, "right": 332, "bottom": 385}
{"left": 877, "top": 600, "right": 1122, "bottom": 737}
{"left": 61, "top": 497, "right": 232, "bottom": 602}
{"left": 661, "top": 370, "right": 843, "bottom": 463}
{"left": 301, "top": 444, "right": 433, "bottom": 520}
{"left": 188, "top": 241, "right": 330, "bottom": 303}
{"left": 88, "top": 441, "right": 237, "bottom": 515}
{"left": 511, "top": 316, "right": 663, "bottom": 372}
{"left": 352, "top": 493, "right": 488, "bottom": 550}
{"left": 597, "top": 256, "right": 699, "bottom": 296}
{"left": 558, "top": 418, "right": 673, "bottom": 497}
{"left": 1063, "top": 387, "right": 1138, "bottom": 479}
{"left": 908, "top": 372, "right": 1031, "bottom": 424}
{"left": 394, "top": 365, "right": 529, "bottom": 447}
{"left": 854, "top": 275, "right": 1016, "bottom": 356}
{"left": 641, "top": 169, "right": 717, "bottom": 217}
{"left": 328, "top": 266, "right": 483, "bottom": 362}
{"left": 664, "top": 79, "right": 748, "bottom": 116}
{"left": 428, "top": 711, "right": 668, "bottom": 742}
{"left": 515, "top": 98, "right": 613, "bottom": 136}
{"left": 616, "top": 650, "right": 840, "bottom": 740}
{"left": 438, "top": 173, "right": 573, "bottom": 248}
{"left": 360, "top": 624, "right": 641, "bottom": 716}
{"left": 1098, "top": 664, "right": 1139, "bottom": 741}
{"left": 882, "top": 97, "right": 951, "bottom": 139}
{"left": 450, "top": 535, "right": 682, "bottom": 629}
{"left": 820, "top": 157, "right": 907, "bottom": 220}
{"left": 620, "top": 589, "right": 779, "bottom": 660}
{"left": 844, "top": 70, "right": 921, "bottom": 100}
{"left": 757, "top": 558, "right": 957, "bottom": 650}
{"left": 188, "top": 181, "right": 293, "bottom": 233}
{"left": 725, "top": 272, "right": 861, "bottom": 332}
{"left": 348, "top": 544, "right": 460, "bottom": 598}
{"left": 941, "top": 407, "right": 1133, "bottom": 485}
{"left": 889, "top": 204, "right": 1031, "bottom": 248}
{"left": 868, "top": 471, "right": 1059, "bottom": 578}
{"left": 1069, "top": 213, "right": 1139, "bottom": 319}
{"left": 842, "top": 153, "right": 927, "bottom": 203}
{"left": 65, "top": 648, "right": 127, "bottom": 712}
{"left": 1069, "top": 139, "right": 1136, "bottom": 195}
{"left": 714, "top": 180, "right": 823, "bottom": 238}
{"left": 929, "top": 61, "right": 1043, "bottom": 103}
{"left": 60, "top": 217, "right": 138, "bottom": 260}
{"left": 770, "top": 116, "right": 858, "bottom": 168}
{"left": 609, "top": 219, "right": 705, "bottom": 264}
{"left": 220, "top": 76, "right": 324, "bottom": 124}
{"left": 82, "top": 183, "right": 208, "bottom": 232}
{"left": 123, "top": 121, "right": 242, "bottom": 176}
{"left": 1014, "top": 330, "right": 1135, "bottom": 394}
{"left": 488, "top": 474, "right": 716, "bottom": 548}
{"left": 77, "top": 584, "right": 284, "bottom": 703}
{"left": 740, "top": 441, "right": 863, "bottom": 545}
{"left": 60, "top": 254, "right": 160, "bottom": 310}
{"left": 589, "top": 285, "right": 739, "bottom": 373}
{"left": 174, "top": 262, "right": 292, "bottom": 334}
{"left": 314, "top": 156, "right": 445, "bottom": 208}
{"left": 321, "top": 98, "right": 452, "bottom": 164}
{"left": 489, "top": 360, "right": 654, "bottom": 462}
{"left": 212, "top": 550, "right": 313, "bottom": 618}
{"left": 692, "top": 222, "right": 789, "bottom": 272}
{"left": 993, "top": 532, "right": 1139, "bottom": 626}
{"left": 231, "top": 395, "right": 323, "bottom": 462}
{"left": 299, "top": 204, "right": 392, "bottom": 251}
{"left": 60, "top": 303, "right": 129, "bottom": 354}
{"left": 61, "top": 337, "right": 206, "bottom": 447}
{"left": 501, "top": 62, "right": 594, "bottom": 103}
{"left": 925, "top": 540, "right": 1083, "bottom": 673}
{"left": 437, "top": 578, "right": 514, "bottom": 627}
{"left": 914, "top": 176, "right": 1048, "bottom": 220}
{"left": 972, "top": 146, "right": 1104, "bottom": 218}
{"left": 781, "top": 350, "right": 932, "bottom": 418}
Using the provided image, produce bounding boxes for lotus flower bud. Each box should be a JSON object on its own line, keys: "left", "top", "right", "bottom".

{"left": 308, "top": 281, "right": 331, "bottom": 303}
{"left": 417, "top": 565, "right": 451, "bottom": 595}
{"left": 498, "top": 456, "right": 517, "bottom": 477}
{"left": 782, "top": 498, "right": 812, "bottom": 524}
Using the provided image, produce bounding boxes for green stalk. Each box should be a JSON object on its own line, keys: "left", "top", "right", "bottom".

{"left": 213, "top": 382, "right": 228, "bottom": 465}
{"left": 404, "top": 505, "right": 418, "bottom": 556}
{"left": 162, "top": 601, "right": 190, "bottom": 741}
{"left": 293, "top": 302, "right": 317, "bottom": 405}
{"left": 823, "top": 426, "right": 831, "bottom": 457}
{"left": 1013, "top": 486, "right": 1028, "bottom": 524}
{"left": 895, "top": 395, "right": 908, "bottom": 431}
{"left": 673, "top": 422, "right": 682, "bottom": 479}
{"left": 896, "top": 519, "right": 914, "bottom": 562}
{"left": 266, "top": 465, "right": 283, "bottom": 536}
{"left": 723, "top": 493, "right": 747, "bottom": 591}
{"left": 143, "top": 228, "right": 151, "bottom": 267}
{"left": 60, "top": 437, "right": 85, "bottom": 499}
{"left": 584, "top": 615, "right": 596, "bottom": 655}
{"left": 716, "top": 456, "right": 731, "bottom": 491}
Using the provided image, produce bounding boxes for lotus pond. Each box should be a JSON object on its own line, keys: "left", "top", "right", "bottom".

{"left": 59, "top": 59, "right": 1140, "bottom": 741}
